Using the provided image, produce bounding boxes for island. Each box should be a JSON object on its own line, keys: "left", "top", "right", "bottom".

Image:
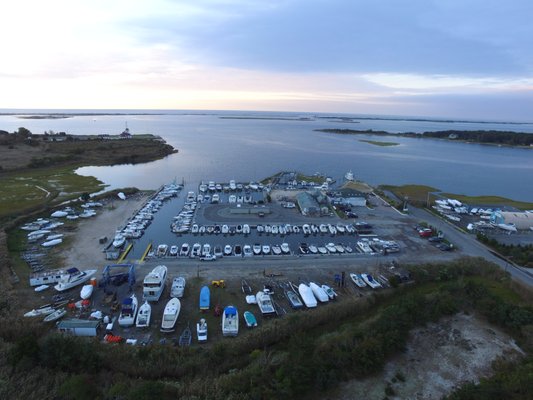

{"left": 317, "top": 128, "right": 533, "bottom": 147}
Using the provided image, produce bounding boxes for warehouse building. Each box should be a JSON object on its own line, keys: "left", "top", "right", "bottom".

{"left": 491, "top": 211, "right": 533, "bottom": 230}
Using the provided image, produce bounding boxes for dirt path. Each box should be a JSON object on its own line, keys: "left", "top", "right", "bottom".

{"left": 331, "top": 312, "right": 524, "bottom": 400}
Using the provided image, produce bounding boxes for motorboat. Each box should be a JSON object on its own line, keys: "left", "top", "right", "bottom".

{"left": 308, "top": 244, "right": 318, "bottom": 254}
{"left": 271, "top": 225, "right": 279, "bottom": 235}
{"left": 271, "top": 245, "right": 282, "bottom": 255}
{"left": 28, "top": 230, "right": 51, "bottom": 241}
{"left": 228, "top": 195, "right": 236, "bottom": 203}
{"left": 285, "top": 289, "right": 304, "bottom": 309}
{"left": 280, "top": 243, "right": 290, "bottom": 254}
{"left": 326, "top": 243, "right": 337, "bottom": 253}
{"left": 244, "top": 311, "right": 258, "bottom": 328}
{"left": 310, "top": 282, "right": 329, "bottom": 303}
{"left": 180, "top": 243, "right": 190, "bottom": 256}
{"left": 24, "top": 304, "right": 55, "bottom": 317}
{"left": 43, "top": 308, "right": 67, "bottom": 322}
{"left": 302, "top": 224, "right": 311, "bottom": 235}
{"left": 191, "top": 243, "right": 201, "bottom": 257}
{"left": 191, "top": 224, "right": 199, "bottom": 234}
{"left": 171, "top": 276, "right": 186, "bottom": 298}
{"left": 222, "top": 224, "right": 229, "bottom": 234}
{"left": 54, "top": 268, "right": 97, "bottom": 292}
{"left": 161, "top": 298, "right": 181, "bottom": 332}
{"left": 34, "top": 285, "right": 49, "bottom": 292}
{"left": 298, "top": 283, "right": 317, "bottom": 308}
{"left": 321, "top": 284, "right": 337, "bottom": 300}
{"left": 292, "top": 225, "right": 300, "bottom": 234}
{"left": 262, "top": 244, "right": 270, "bottom": 255}
{"left": 256, "top": 291, "right": 276, "bottom": 315}
{"left": 234, "top": 245, "right": 242, "bottom": 257}
{"left": 199, "top": 183, "right": 207, "bottom": 193}
{"left": 202, "top": 243, "right": 211, "bottom": 257}
{"left": 199, "top": 285, "right": 210, "bottom": 310}
{"left": 311, "top": 224, "right": 319, "bottom": 234}
{"left": 212, "top": 193, "right": 220, "bottom": 203}
{"left": 118, "top": 294, "right": 138, "bottom": 327}
{"left": 229, "top": 180, "right": 237, "bottom": 190}
{"left": 197, "top": 318, "right": 208, "bottom": 342}
{"left": 80, "top": 284, "right": 94, "bottom": 300}
{"left": 223, "top": 244, "right": 232, "bottom": 256}
{"left": 222, "top": 306, "right": 239, "bottom": 336}
{"left": 256, "top": 225, "right": 264, "bottom": 233}
{"left": 350, "top": 273, "right": 367, "bottom": 288}
{"left": 136, "top": 300, "right": 152, "bottom": 328}
{"left": 243, "top": 244, "right": 253, "bottom": 257}
{"left": 113, "top": 233, "right": 126, "bottom": 248}
{"left": 317, "top": 246, "right": 328, "bottom": 254}
{"left": 328, "top": 224, "right": 337, "bottom": 235}
{"left": 252, "top": 244, "right": 262, "bottom": 255}
{"left": 214, "top": 245, "right": 223, "bottom": 258}
{"left": 143, "top": 265, "right": 167, "bottom": 302}
{"left": 319, "top": 224, "right": 328, "bottom": 234}
{"left": 336, "top": 224, "right": 346, "bottom": 234}
{"left": 361, "top": 273, "right": 382, "bottom": 289}
{"left": 299, "top": 243, "right": 309, "bottom": 254}
{"left": 335, "top": 244, "right": 345, "bottom": 253}
{"left": 343, "top": 244, "right": 353, "bottom": 253}
{"left": 41, "top": 238, "right": 63, "bottom": 247}
{"left": 242, "top": 224, "right": 250, "bottom": 234}
{"left": 169, "top": 245, "right": 179, "bottom": 256}
{"left": 345, "top": 170, "right": 354, "bottom": 181}
{"left": 156, "top": 244, "right": 168, "bottom": 257}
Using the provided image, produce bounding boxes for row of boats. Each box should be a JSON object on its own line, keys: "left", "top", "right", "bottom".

{"left": 184, "top": 222, "right": 361, "bottom": 236}
{"left": 154, "top": 242, "right": 294, "bottom": 258}
{"left": 199, "top": 180, "right": 265, "bottom": 193}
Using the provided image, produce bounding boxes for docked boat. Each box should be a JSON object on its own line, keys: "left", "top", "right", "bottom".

{"left": 156, "top": 244, "right": 168, "bottom": 257}
{"left": 202, "top": 243, "right": 211, "bottom": 256}
{"left": 54, "top": 268, "right": 97, "bottom": 292}
{"left": 197, "top": 318, "right": 208, "bottom": 342}
{"left": 222, "top": 306, "right": 239, "bottom": 336}
{"left": 118, "top": 294, "right": 138, "bottom": 327}
{"left": 252, "top": 243, "right": 262, "bottom": 255}
{"left": 256, "top": 291, "right": 276, "bottom": 315}
{"left": 169, "top": 245, "right": 179, "bottom": 256}
{"left": 143, "top": 265, "right": 167, "bottom": 302}
{"left": 321, "top": 284, "right": 337, "bottom": 300}
{"left": 113, "top": 233, "right": 126, "bottom": 248}
{"left": 336, "top": 224, "right": 346, "bottom": 233}
{"left": 199, "top": 285, "right": 210, "bottom": 310}
{"left": 319, "top": 224, "right": 328, "bottom": 234}
{"left": 243, "top": 244, "right": 253, "bottom": 257}
{"left": 302, "top": 224, "right": 311, "bottom": 235}
{"left": 136, "top": 300, "right": 152, "bottom": 328}
{"left": 171, "top": 276, "right": 186, "bottom": 298}
{"left": 43, "top": 308, "right": 67, "bottom": 322}
{"left": 223, "top": 244, "right": 232, "bottom": 256}
{"left": 350, "top": 273, "right": 367, "bottom": 288}
{"left": 244, "top": 311, "right": 258, "bottom": 328}
{"left": 262, "top": 244, "right": 270, "bottom": 255}
{"left": 326, "top": 243, "right": 337, "bottom": 253}
{"left": 24, "top": 304, "right": 55, "bottom": 317}
{"left": 298, "top": 283, "right": 317, "bottom": 308}
{"left": 335, "top": 244, "right": 345, "bottom": 253}
{"left": 285, "top": 289, "right": 304, "bottom": 309}
{"left": 361, "top": 273, "right": 382, "bottom": 289}
{"left": 191, "top": 243, "right": 201, "bottom": 257}
{"left": 80, "top": 284, "right": 94, "bottom": 300}
{"left": 317, "top": 246, "right": 328, "bottom": 254}
{"left": 242, "top": 224, "right": 250, "bottom": 234}
{"left": 280, "top": 243, "right": 290, "bottom": 254}
{"left": 160, "top": 297, "right": 181, "bottom": 332}
{"left": 213, "top": 245, "right": 223, "bottom": 257}
{"left": 310, "top": 282, "right": 329, "bottom": 303}
{"left": 179, "top": 243, "right": 190, "bottom": 256}
{"left": 345, "top": 170, "right": 354, "bottom": 181}
{"left": 222, "top": 224, "right": 229, "bottom": 234}
{"left": 308, "top": 244, "right": 318, "bottom": 254}
{"left": 34, "top": 284, "right": 49, "bottom": 292}
{"left": 271, "top": 245, "right": 282, "bottom": 255}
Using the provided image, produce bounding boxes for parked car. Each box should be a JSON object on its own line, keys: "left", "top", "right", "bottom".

{"left": 200, "top": 254, "right": 217, "bottom": 261}
{"left": 428, "top": 236, "right": 443, "bottom": 243}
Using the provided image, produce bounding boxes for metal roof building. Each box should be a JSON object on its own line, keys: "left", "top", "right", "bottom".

{"left": 57, "top": 319, "right": 101, "bottom": 337}
{"left": 296, "top": 192, "right": 320, "bottom": 216}
{"left": 491, "top": 211, "right": 533, "bottom": 230}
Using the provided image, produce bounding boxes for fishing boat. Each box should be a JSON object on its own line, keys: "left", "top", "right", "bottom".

{"left": 244, "top": 311, "right": 258, "bottom": 328}
{"left": 256, "top": 291, "right": 276, "bottom": 315}
{"left": 171, "top": 276, "right": 186, "bottom": 298}
{"left": 24, "top": 304, "right": 55, "bottom": 317}
{"left": 160, "top": 297, "right": 181, "bottom": 332}
{"left": 321, "top": 284, "right": 337, "bottom": 300}
{"left": 54, "top": 268, "right": 97, "bottom": 292}
{"left": 222, "top": 306, "right": 239, "bottom": 336}
{"left": 199, "top": 286, "right": 210, "bottom": 310}
{"left": 118, "top": 294, "right": 138, "bottom": 327}
{"left": 361, "top": 273, "right": 382, "bottom": 289}
{"left": 298, "top": 283, "right": 317, "bottom": 308}
{"left": 310, "top": 282, "right": 329, "bottom": 303}
{"left": 80, "top": 284, "right": 94, "bottom": 300}
{"left": 135, "top": 300, "right": 151, "bottom": 328}
{"left": 43, "top": 308, "right": 67, "bottom": 322}
{"left": 350, "top": 273, "right": 367, "bottom": 288}
{"left": 197, "top": 318, "right": 208, "bottom": 342}
{"left": 143, "top": 265, "right": 167, "bottom": 302}
{"left": 285, "top": 289, "right": 304, "bottom": 309}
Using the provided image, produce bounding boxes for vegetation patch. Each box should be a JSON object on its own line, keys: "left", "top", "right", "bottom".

{"left": 477, "top": 234, "right": 533, "bottom": 268}
{"left": 359, "top": 139, "right": 399, "bottom": 147}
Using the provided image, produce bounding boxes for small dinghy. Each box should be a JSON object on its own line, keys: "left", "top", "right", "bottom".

{"left": 244, "top": 311, "right": 258, "bottom": 328}
{"left": 179, "top": 325, "right": 192, "bottom": 347}
{"left": 321, "top": 284, "right": 338, "bottom": 300}
{"left": 199, "top": 286, "right": 210, "bottom": 310}
{"left": 136, "top": 300, "right": 151, "bottom": 328}
{"left": 34, "top": 284, "right": 49, "bottom": 292}
{"left": 43, "top": 308, "right": 66, "bottom": 322}
{"left": 80, "top": 284, "right": 94, "bottom": 300}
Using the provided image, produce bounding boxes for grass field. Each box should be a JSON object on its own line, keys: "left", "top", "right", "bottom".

{"left": 359, "top": 139, "right": 399, "bottom": 147}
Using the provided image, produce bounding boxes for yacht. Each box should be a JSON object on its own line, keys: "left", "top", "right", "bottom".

{"left": 256, "top": 291, "right": 276, "bottom": 315}
{"left": 253, "top": 243, "right": 262, "bottom": 255}
{"left": 169, "top": 245, "right": 179, "bottom": 256}
{"left": 143, "top": 265, "right": 167, "bottom": 302}
{"left": 191, "top": 243, "right": 201, "bottom": 258}
{"left": 160, "top": 298, "right": 181, "bottom": 332}
{"left": 54, "top": 268, "right": 97, "bottom": 292}
{"left": 118, "top": 294, "right": 138, "bottom": 327}
{"left": 179, "top": 243, "right": 190, "bottom": 257}
{"left": 171, "top": 276, "right": 186, "bottom": 298}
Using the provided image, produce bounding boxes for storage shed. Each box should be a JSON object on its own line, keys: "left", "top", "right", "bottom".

{"left": 57, "top": 319, "right": 101, "bottom": 337}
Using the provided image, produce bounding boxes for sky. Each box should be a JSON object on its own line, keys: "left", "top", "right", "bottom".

{"left": 1, "top": 0, "right": 533, "bottom": 120}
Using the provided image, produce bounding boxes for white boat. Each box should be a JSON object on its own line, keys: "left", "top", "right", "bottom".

{"left": 229, "top": 180, "right": 237, "bottom": 190}
{"left": 253, "top": 243, "right": 262, "bottom": 255}
{"left": 212, "top": 193, "right": 220, "bottom": 203}
{"left": 197, "top": 318, "right": 208, "bottom": 342}
{"left": 361, "top": 273, "right": 382, "bottom": 289}
{"left": 80, "top": 284, "right": 94, "bottom": 299}
{"left": 308, "top": 244, "right": 318, "bottom": 254}
{"left": 202, "top": 243, "right": 211, "bottom": 256}
{"left": 191, "top": 243, "right": 201, "bottom": 257}
{"left": 222, "top": 224, "right": 229, "bottom": 234}
{"left": 34, "top": 284, "right": 49, "bottom": 292}
{"left": 113, "top": 233, "right": 126, "bottom": 248}
{"left": 118, "top": 294, "right": 138, "bottom": 327}
{"left": 24, "top": 304, "right": 55, "bottom": 317}
{"left": 256, "top": 291, "right": 276, "bottom": 315}
{"left": 41, "top": 238, "right": 63, "bottom": 247}
{"left": 179, "top": 243, "right": 190, "bottom": 256}
{"left": 222, "top": 306, "right": 239, "bottom": 337}
{"left": 136, "top": 300, "right": 152, "bottom": 328}
{"left": 310, "top": 282, "right": 329, "bottom": 303}
{"left": 169, "top": 245, "right": 179, "bottom": 256}
{"left": 171, "top": 276, "right": 186, "bottom": 298}
{"left": 302, "top": 224, "right": 311, "bottom": 235}
{"left": 350, "top": 273, "right": 367, "bottom": 288}
{"left": 280, "top": 243, "right": 290, "bottom": 254}
{"left": 317, "top": 246, "right": 328, "bottom": 254}
{"left": 54, "top": 268, "right": 97, "bottom": 292}
{"left": 51, "top": 210, "right": 68, "bottom": 218}
{"left": 242, "top": 224, "right": 250, "bottom": 234}
{"left": 161, "top": 298, "right": 181, "bottom": 332}
{"left": 298, "top": 283, "right": 317, "bottom": 308}
{"left": 319, "top": 224, "right": 328, "bottom": 234}
{"left": 156, "top": 244, "right": 168, "bottom": 257}
{"left": 272, "top": 245, "right": 282, "bottom": 255}
{"left": 45, "top": 234, "right": 63, "bottom": 241}
{"left": 224, "top": 244, "right": 232, "bottom": 256}
{"left": 321, "top": 284, "right": 337, "bottom": 300}
{"left": 243, "top": 244, "right": 253, "bottom": 257}
{"left": 28, "top": 230, "right": 51, "bottom": 241}
{"left": 262, "top": 245, "right": 270, "bottom": 255}
{"left": 43, "top": 308, "right": 67, "bottom": 322}
{"left": 143, "top": 265, "right": 167, "bottom": 302}
{"left": 29, "top": 268, "right": 67, "bottom": 287}
{"left": 345, "top": 170, "right": 354, "bottom": 181}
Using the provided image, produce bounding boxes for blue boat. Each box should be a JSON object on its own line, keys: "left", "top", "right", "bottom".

{"left": 199, "top": 285, "right": 210, "bottom": 310}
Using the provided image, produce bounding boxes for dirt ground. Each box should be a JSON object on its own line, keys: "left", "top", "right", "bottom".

{"left": 330, "top": 312, "right": 524, "bottom": 400}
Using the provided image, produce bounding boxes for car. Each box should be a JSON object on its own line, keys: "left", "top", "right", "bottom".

{"left": 436, "top": 243, "right": 453, "bottom": 251}
{"left": 428, "top": 236, "right": 443, "bottom": 243}
{"left": 419, "top": 229, "right": 433, "bottom": 238}
{"left": 200, "top": 254, "right": 217, "bottom": 261}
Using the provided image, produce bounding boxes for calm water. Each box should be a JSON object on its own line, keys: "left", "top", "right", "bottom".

{"left": 1, "top": 110, "right": 532, "bottom": 201}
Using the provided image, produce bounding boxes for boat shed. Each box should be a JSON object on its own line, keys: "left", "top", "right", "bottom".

{"left": 296, "top": 192, "right": 320, "bottom": 216}
{"left": 57, "top": 319, "right": 101, "bottom": 337}
{"left": 491, "top": 211, "right": 533, "bottom": 230}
